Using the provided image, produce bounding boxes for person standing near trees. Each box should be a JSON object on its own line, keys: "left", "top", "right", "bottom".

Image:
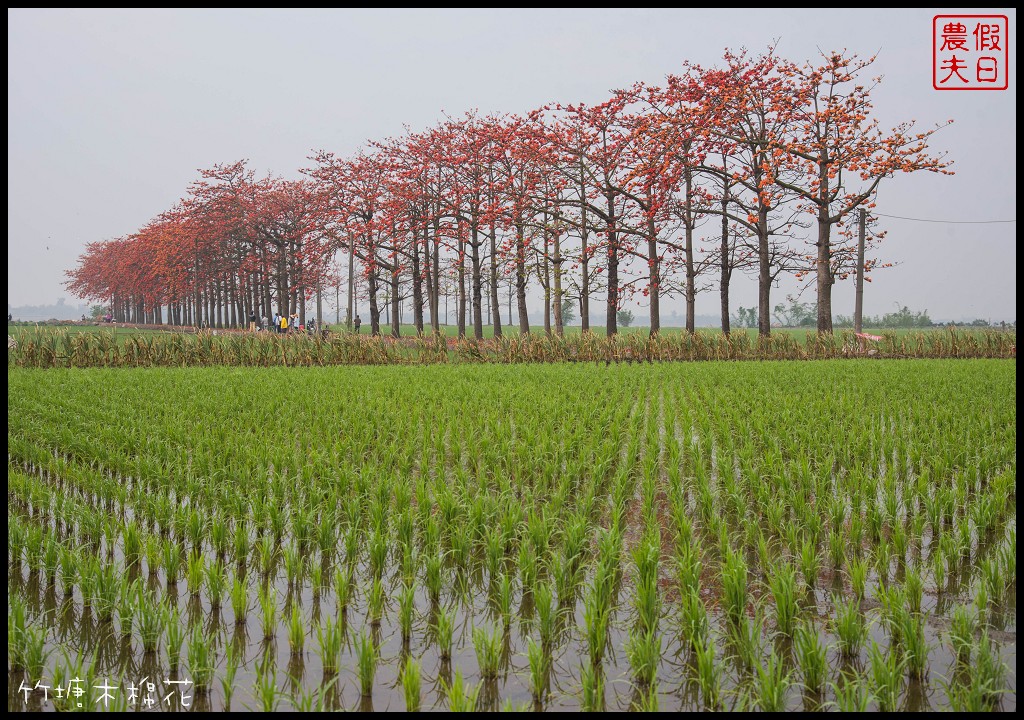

{"left": 354, "top": 314, "right": 361, "bottom": 334}
{"left": 279, "top": 314, "right": 288, "bottom": 334}
{"left": 248, "top": 311, "right": 256, "bottom": 332}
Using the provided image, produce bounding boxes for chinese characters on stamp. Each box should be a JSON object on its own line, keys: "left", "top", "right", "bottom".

{"left": 934, "top": 15, "right": 1009, "bottom": 90}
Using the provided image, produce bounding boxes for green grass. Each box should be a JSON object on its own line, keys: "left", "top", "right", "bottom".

{"left": 11, "top": 320, "right": 1008, "bottom": 342}
{"left": 325, "top": 322, "right": 1002, "bottom": 340}
{"left": 10, "top": 322, "right": 1012, "bottom": 369}
{"left": 8, "top": 323, "right": 169, "bottom": 340}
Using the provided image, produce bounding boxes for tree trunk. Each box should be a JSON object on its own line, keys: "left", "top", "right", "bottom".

{"left": 227, "top": 275, "right": 235, "bottom": 328}
{"left": 216, "top": 280, "right": 223, "bottom": 328}
{"left": 235, "top": 273, "right": 244, "bottom": 327}
{"left": 816, "top": 211, "right": 834, "bottom": 333}
{"left": 391, "top": 270, "right": 400, "bottom": 338}
{"left": 579, "top": 175, "right": 590, "bottom": 333}
{"left": 276, "top": 248, "right": 288, "bottom": 317}
{"left": 193, "top": 269, "right": 200, "bottom": 327}
{"left": 647, "top": 216, "right": 660, "bottom": 336}
{"left": 542, "top": 251, "right": 551, "bottom": 337}
{"left": 754, "top": 155, "right": 772, "bottom": 338}
{"left": 470, "top": 221, "right": 483, "bottom": 340}
{"left": 229, "top": 275, "right": 238, "bottom": 328}
{"left": 431, "top": 218, "right": 441, "bottom": 333}
{"left": 552, "top": 222, "right": 563, "bottom": 337}
{"left": 412, "top": 230, "right": 424, "bottom": 335}
{"left": 605, "top": 190, "right": 619, "bottom": 337}
{"left": 368, "top": 261, "right": 381, "bottom": 336}
{"left": 251, "top": 272, "right": 260, "bottom": 321}
{"left": 262, "top": 264, "right": 273, "bottom": 328}
{"left": 316, "top": 281, "right": 323, "bottom": 330}
{"left": 515, "top": 223, "right": 529, "bottom": 335}
{"left": 422, "top": 226, "right": 435, "bottom": 334}
{"left": 720, "top": 180, "right": 732, "bottom": 335}
{"left": 431, "top": 238, "right": 441, "bottom": 333}
{"left": 291, "top": 240, "right": 303, "bottom": 326}
{"left": 685, "top": 170, "right": 696, "bottom": 334}
{"left": 347, "top": 236, "right": 356, "bottom": 330}
{"left": 757, "top": 207, "right": 771, "bottom": 338}
{"left": 457, "top": 233, "right": 466, "bottom": 338}
{"left": 488, "top": 222, "right": 502, "bottom": 338}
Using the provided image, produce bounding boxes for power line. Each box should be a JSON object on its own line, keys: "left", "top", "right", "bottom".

{"left": 872, "top": 211, "right": 1016, "bottom": 225}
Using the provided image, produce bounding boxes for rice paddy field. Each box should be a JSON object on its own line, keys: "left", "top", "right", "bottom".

{"left": 7, "top": 360, "right": 1016, "bottom": 711}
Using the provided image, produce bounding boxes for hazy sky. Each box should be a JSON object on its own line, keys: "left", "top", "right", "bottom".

{"left": 7, "top": 9, "right": 1017, "bottom": 321}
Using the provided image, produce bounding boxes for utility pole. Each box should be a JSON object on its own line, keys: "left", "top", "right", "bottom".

{"left": 855, "top": 208, "right": 866, "bottom": 333}
{"left": 346, "top": 238, "right": 355, "bottom": 331}
{"left": 316, "top": 282, "right": 323, "bottom": 330}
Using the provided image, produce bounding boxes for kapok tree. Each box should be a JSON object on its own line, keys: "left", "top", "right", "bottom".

{"left": 670, "top": 49, "right": 805, "bottom": 337}
{"left": 543, "top": 98, "right": 639, "bottom": 337}
{"left": 776, "top": 51, "right": 953, "bottom": 333}
{"left": 308, "top": 150, "right": 397, "bottom": 336}
{"left": 627, "top": 76, "right": 718, "bottom": 336}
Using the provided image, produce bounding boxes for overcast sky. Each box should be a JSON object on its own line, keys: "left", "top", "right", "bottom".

{"left": 7, "top": 8, "right": 1017, "bottom": 322}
